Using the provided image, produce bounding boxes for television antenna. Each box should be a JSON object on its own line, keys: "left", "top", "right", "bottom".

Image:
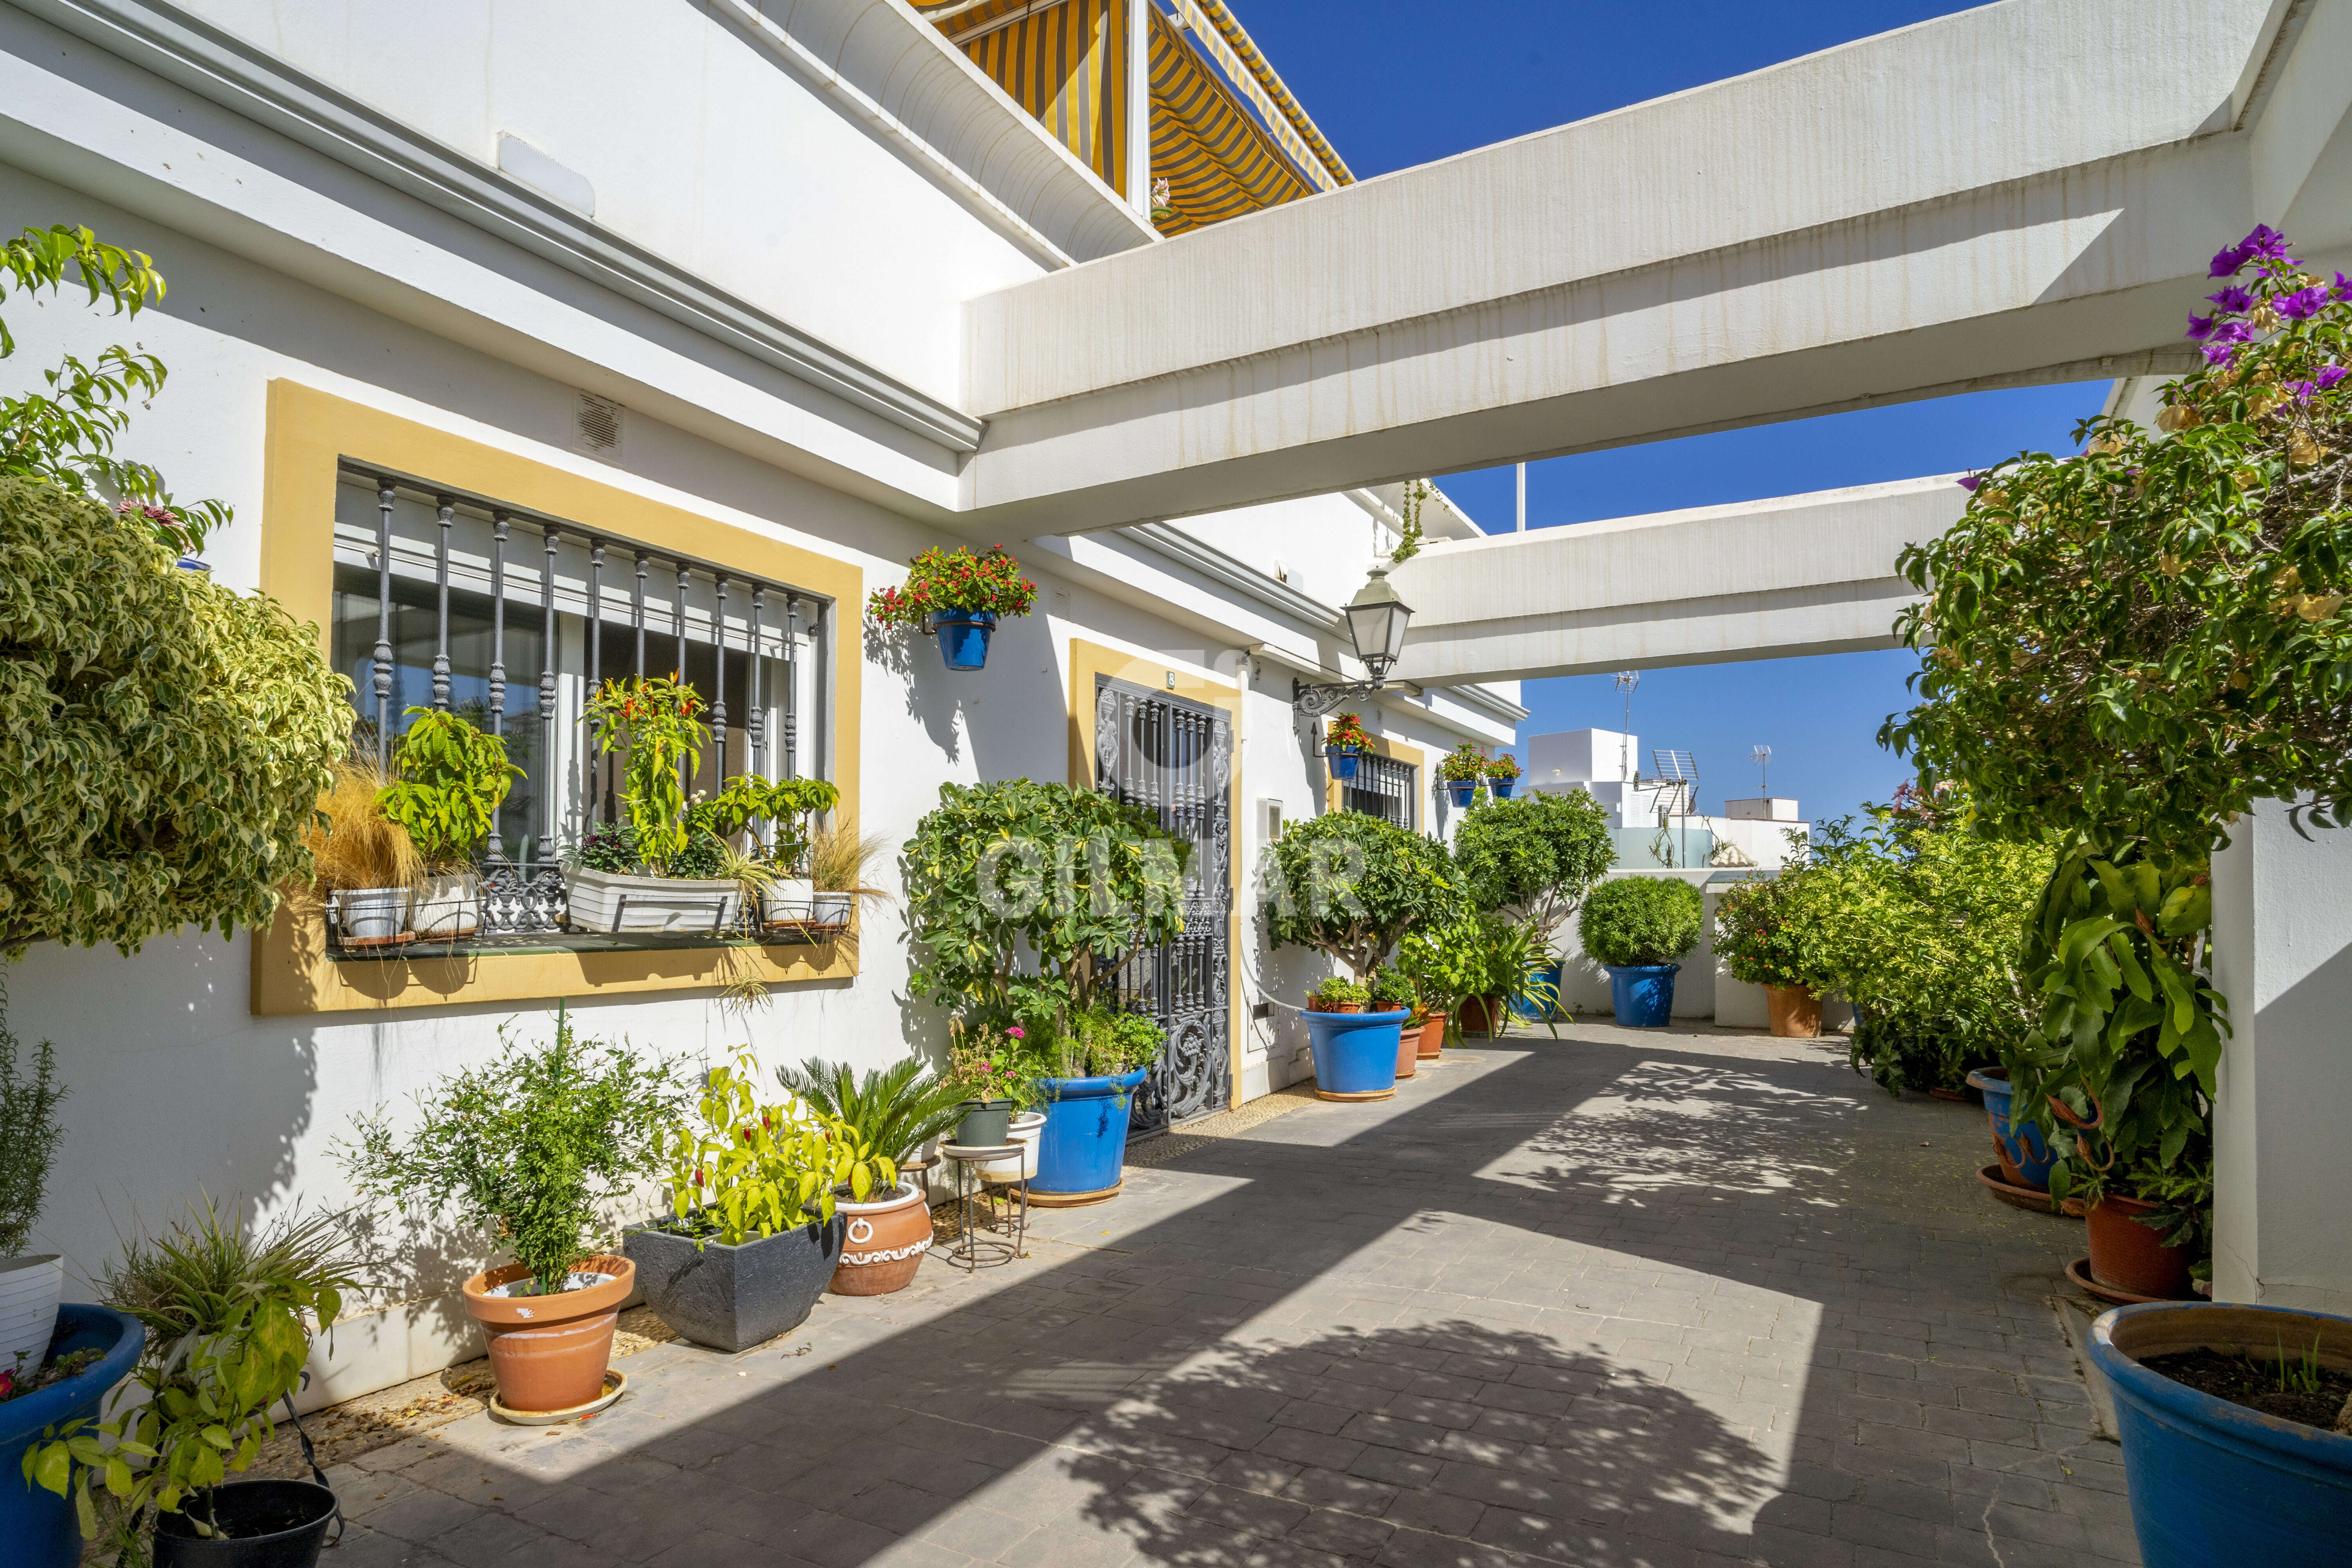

{"left": 1651, "top": 748, "right": 1697, "bottom": 817}
{"left": 1613, "top": 671, "right": 1639, "bottom": 786}
{"left": 1751, "top": 744, "right": 1771, "bottom": 794}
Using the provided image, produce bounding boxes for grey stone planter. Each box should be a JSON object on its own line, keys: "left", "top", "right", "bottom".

{"left": 623, "top": 1216, "right": 843, "bottom": 1352}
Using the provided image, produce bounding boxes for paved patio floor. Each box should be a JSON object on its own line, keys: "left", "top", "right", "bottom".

{"left": 323, "top": 1025, "right": 2138, "bottom": 1568}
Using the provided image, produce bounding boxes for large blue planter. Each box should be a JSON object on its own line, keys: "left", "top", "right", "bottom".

{"left": 1033, "top": 1069, "right": 1148, "bottom": 1200}
{"left": 1507, "top": 963, "right": 1563, "bottom": 1022}
{"left": 1965, "top": 1066, "right": 2056, "bottom": 1188}
{"left": 930, "top": 608, "right": 998, "bottom": 671}
{"left": 2090, "top": 1302, "right": 2352, "bottom": 1568}
{"left": 3, "top": 1304, "right": 145, "bottom": 1568}
{"left": 1327, "top": 748, "right": 1360, "bottom": 781}
{"left": 1489, "top": 780, "right": 1515, "bottom": 799}
{"left": 1606, "top": 963, "right": 1679, "bottom": 1027}
{"left": 1304, "top": 1007, "right": 1408, "bottom": 1101}
{"left": 1446, "top": 780, "right": 1477, "bottom": 807}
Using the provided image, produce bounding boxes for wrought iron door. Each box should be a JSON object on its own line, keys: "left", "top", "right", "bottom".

{"left": 1094, "top": 677, "right": 1232, "bottom": 1137}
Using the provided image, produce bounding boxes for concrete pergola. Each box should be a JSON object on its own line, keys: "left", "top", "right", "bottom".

{"left": 964, "top": 0, "right": 2352, "bottom": 1314}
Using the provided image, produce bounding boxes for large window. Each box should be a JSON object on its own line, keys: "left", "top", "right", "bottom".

{"left": 1344, "top": 753, "right": 1416, "bottom": 829}
{"left": 326, "top": 470, "right": 830, "bottom": 944}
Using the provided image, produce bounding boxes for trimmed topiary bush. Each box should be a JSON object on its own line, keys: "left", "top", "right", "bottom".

{"left": 1262, "top": 811, "right": 1466, "bottom": 977}
{"left": 1577, "top": 877, "right": 1702, "bottom": 968}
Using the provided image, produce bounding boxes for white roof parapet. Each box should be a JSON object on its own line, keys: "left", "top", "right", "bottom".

{"left": 1386, "top": 474, "right": 1967, "bottom": 686}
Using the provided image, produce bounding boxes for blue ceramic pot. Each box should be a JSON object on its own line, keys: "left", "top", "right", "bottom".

{"left": 2, "top": 1304, "right": 145, "bottom": 1568}
{"left": 1327, "top": 748, "right": 1360, "bottom": 781}
{"left": 1446, "top": 780, "right": 1477, "bottom": 807}
{"left": 1490, "top": 780, "right": 1515, "bottom": 799}
{"left": 1304, "top": 1007, "right": 1408, "bottom": 1099}
{"left": 2089, "top": 1303, "right": 2352, "bottom": 1568}
{"left": 1606, "top": 963, "right": 1679, "bottom": 1027}
{"left": 1033, "top": 1069, "right": 1148, "bottom": 1197}
{"left": 1965, "top": 1066, "right": 2056, "bottom": 1188}
{"left": 1506, "top": 963, "right": 1563, "bottom": 1022}
{"left": 930, "top": 608, "right": 998, "bottom": 671}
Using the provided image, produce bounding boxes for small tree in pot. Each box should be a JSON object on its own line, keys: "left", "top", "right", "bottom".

{"left": 337, "top": 1009, "right": 684, "bottom": 1414}
{"left": 1578, "top": 878, "right": 1702, "bottom": 1027}
{"left": 0, "top": 998, "right": 67, "bottom": 1386}
{"left": 377, "top": 707, "right": 521, "bottom": 937}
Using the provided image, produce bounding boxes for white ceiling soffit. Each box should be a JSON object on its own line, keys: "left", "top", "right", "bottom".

{"left": 730, "top": 0, "right": 1157, "bottom": 267}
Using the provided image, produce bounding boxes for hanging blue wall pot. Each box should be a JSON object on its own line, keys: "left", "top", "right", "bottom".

{"left": 2089, "top": 1303, "right": 2352, "bottom": 1568}
{"left": 1606, "top": 964, "right": 1679, "bottom": 1026}
{"left": 1328, "top": 748, "right": 1360, "bottom": 781}
{"left": 931, "top": 608, "right": 998, "bottom": 670}
{"left": 1447, "top": 780, "right": 1477, "bottom": 807}
{"left": 1490, "top": 780, "right": 1515, "bottom": 799}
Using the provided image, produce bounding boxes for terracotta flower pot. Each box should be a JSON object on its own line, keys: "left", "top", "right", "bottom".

{"left": 461, "top": 1255, "right": 632, "bottom": 1415}
{"left": 1306, "top": 1000, "right": 1364, "bottom": 1013}
{"left": 2087, "top": 1194, "right": 2196, "bottom": 1301}
{"left": 1416, "top": 1011, "right": 1447, "bottom": 1059}
{"left": 1458, "top": 996, "right": 1504, "bottom": 1037}
{"left": 1395, "top": 1020, "right": 1420, "bottom": 1079}
{"left": 1765, "top": 984, "right": 1821, "bottom": 1038}
{"left": 829, "top": 1181, "right": 931, "bottom": 1295}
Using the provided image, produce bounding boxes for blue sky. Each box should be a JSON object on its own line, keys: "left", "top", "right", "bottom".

{"left": 1242, "top": 0, "right": 2113, "bottom": 820}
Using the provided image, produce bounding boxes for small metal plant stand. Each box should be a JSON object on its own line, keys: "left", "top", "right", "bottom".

{"left": 939, "top": 1143, "right": 1029, "bottom": 1272}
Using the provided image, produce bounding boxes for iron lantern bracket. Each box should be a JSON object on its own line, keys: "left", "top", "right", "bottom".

{"left": 1292, "top": 674, "right": 1388, "bottom": 719}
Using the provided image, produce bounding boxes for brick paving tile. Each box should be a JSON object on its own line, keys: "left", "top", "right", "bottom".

{"left": 358, "top": 1029, "right": 2138, "bottom": 1568}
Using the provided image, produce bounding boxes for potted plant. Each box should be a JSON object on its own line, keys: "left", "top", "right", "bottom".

{"left": 699, "top": 775, "right": 840, "bottom": 925}
{"left": 1449, "top": 914, "right": 1561, "bottom": 1038}
{"left": 1579, "top": 877, "right": 1703, "bottom": 1026}
{"left": 1305, "top": 976, "right": 1368, "bottom": 1013}
{"left": 808, "top": 817, "right": 892, "bottom": 929}
{"left": 1323, "top": 712, "right": 1370, "bottom": 782}
{"left": 4, "top": 1302, "right": 142, "bottom": 1568}
{"left": 1, "top": 1005, "right": 66, "bottom": 1390}
{"left": 376, "top": 707, "right": 521, "bottom": 937}
{"left": 1264, "top": 812, "right": 1463, "bottom": 1102}
{"left": 1483, "top": 751, "right": 1522, "bottom": 800}
{"left": 566, "top": 675, "right": 745, "bottom": 931}
{"left": 304, "top": 757, "right": 423, "bottom": 944}
{"left": 337, "top": 1008, "right": 683, "bottom": 1416}
{"left": 624, "top": 1053, "right": 848, "bottom": 1352}
{"left": 866, "top": 543, "right": 1039, "bottom": 671}
{"left": 1369, "top": 969, "right": 1420, "bottom": 1079}
{"left": 775, "top": 1055, "right": 968, "bottom": 1295}
{"left": 1396, "top": 917, "right": 1480, "bottom": 1057}
{"left": 945, "top": 1021, "right": 1048, "bottom": 1178}
{"left": 1710, "top": 873, "right": 1824, "bottom": 1036}
{"left": 25, "top": 1201, "right": 358, "bottom": 1568}
{"left": 1451, "top": 789, "right": 1613, "bottom": 1029}
{"left": 1031, "top": 1007, "right": 1164, "bottom": 1201}
{"left": 1439, "top": 743, "right": 1487, "bottom": 808}
{"left": 2087, "top": 1300, "right": 2352, "bottom": 1567}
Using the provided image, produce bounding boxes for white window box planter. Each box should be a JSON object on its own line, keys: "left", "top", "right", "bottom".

{"left": 564, "top": 866, "right": 742, "bottom": 933}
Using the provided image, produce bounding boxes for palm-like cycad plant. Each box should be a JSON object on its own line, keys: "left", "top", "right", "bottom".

{"left": 775, "top": 1056, "right": 966, "bottom": 1166}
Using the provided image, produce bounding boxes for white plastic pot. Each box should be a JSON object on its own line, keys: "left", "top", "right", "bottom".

{"left": 759, "top": 878, "right": 815, "bottom": 925}
{"left": 810, "top": 891, "right": 853, "bottom": 926}
{"left": 410, "top": 869, "right": 481, "bottom": 937}
{"left": 333, "top": 886, "right": 409, "bottom": 942}
{"left": 565, "top": 866, "right": 742, "bottom": 933}
{"left": 0, "top": 1254, "right": 65, "bottom": 1378}
{"left": 977, "top": 1112, "right": 1046, "bottom": 1182}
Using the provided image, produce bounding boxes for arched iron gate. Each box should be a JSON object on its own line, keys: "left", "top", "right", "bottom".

{"left": 1093, "top": 677, "right": 1232, "bottom": 1137}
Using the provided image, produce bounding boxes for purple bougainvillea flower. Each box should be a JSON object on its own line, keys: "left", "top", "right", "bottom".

{"left": 2288, "top": 380, "right": 2318, "bottom": 402}
{"left": 2239, "top": 224, "right": 2297, "bottom": 263}
{"left": 1956, "top": 473, "right": 1982, "bottom": 492}
{"left": 2210, "top": 242, "right": 2250, "bottom": 278}
{"left": 2319, "top": 365, "right": 2350, "bottom": 391}
{"left": 2205, "top": 285, "right": 2255, "bottom": 312}
{"left": 2278, "top": 284, "right": 2331, "bottom": 321}
{"left": 2203, "top": 343, "right": 2237, "bottom": 367}
{"left": 2209, "top": 321, "right": 2254, "bottom": 346}
{"left": 2334, "top": 273, "right": 2352, "bottom": 302}
{"left": 2186, "top": 314, "right": 2218, "bottom": 341}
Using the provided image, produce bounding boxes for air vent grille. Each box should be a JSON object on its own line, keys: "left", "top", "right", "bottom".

{"left": 574, "top": 391, "right": 622, "bottom": 454}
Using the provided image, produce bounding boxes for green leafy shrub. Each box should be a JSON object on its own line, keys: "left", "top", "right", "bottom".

{"left": 1307, "top": 975, "right": 1369, "bottom": 1010}
{"left": 0, "top": 479, "right": 350, "bottom": 957}
{"left": 581, "top": 675, "right": 708, "bottom": 875}
{"left": 657, "top": 1053, "right": 864, "bottom": 1243}
{"left": 905, "top": 779, "right": 1188, "bottom": 1021}
{"left": 1262, "top": 811, "right": 1465, "bottom": 976}
{"left": 337, "top": 1008, "right": 685, "bottom": 1296}
{"left": 0, "top": 991, "right": 65, "bottom": 1262}
{"left": 1368, "top": 967, "right": 1416, "bottom": 1013}
{"left": 1577, "top": 878, "right": 1702, "bottom": 968}
{"left": 376, "top": 707, "right": 521, "bottom": 869}
{"left": 1450, "top": 789, "right": 1613, "bottom": 948}
{"left": 776, "top": 1055, "right": 967, "bottom": 1167}
{"left": 26, "top": 1200, "right": 361, "bottom": 1560}
{"left": 1437, "top": 743, "right": 1486, "bottom": 784}
{"left": 1710, "top": 875, "right": 1817, "bottom": 989}
{"left": 1056, "top": 1006, "right": 1166, "bottom": 1077}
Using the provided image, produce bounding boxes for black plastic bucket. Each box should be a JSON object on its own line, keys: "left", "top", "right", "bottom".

{"left": 152, "top": 1479, "right": 338, "bottom": 1568}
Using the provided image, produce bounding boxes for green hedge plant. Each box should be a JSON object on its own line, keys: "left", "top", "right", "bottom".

{"left": 1261, "top": 811, "right": 1465, "bottom": 977}
{"left": 0, "top": 479, "right": 349, "bottom": 957}
{"left": 1577, "top": 878, "right": 1702, "bottom": 968}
